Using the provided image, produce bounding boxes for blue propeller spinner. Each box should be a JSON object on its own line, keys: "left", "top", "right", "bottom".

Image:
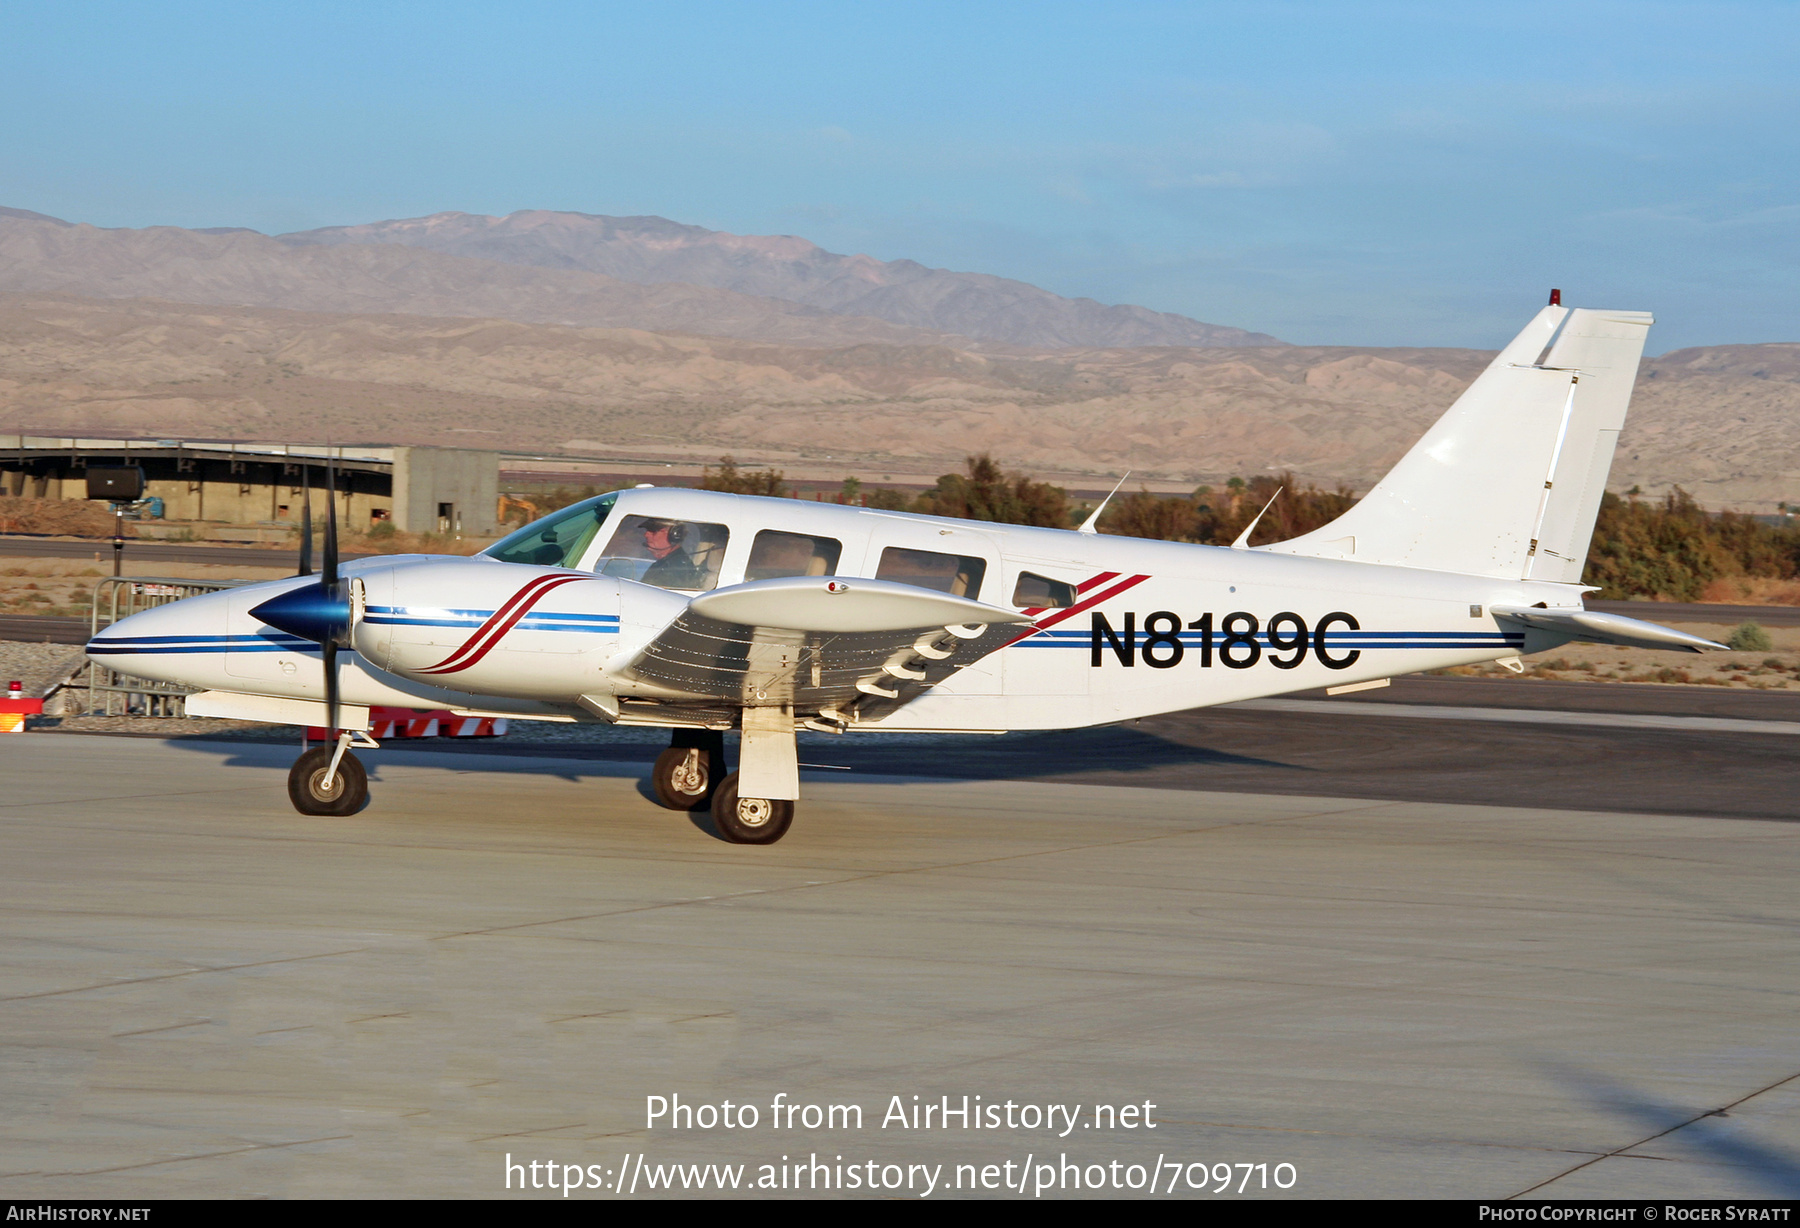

{"left": 249, "top": 581, "right": 350, "bottom": 646}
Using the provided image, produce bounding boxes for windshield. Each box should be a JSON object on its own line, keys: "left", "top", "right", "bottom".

{"left": 482, "top": 493, "right": 617, "bottom": 568}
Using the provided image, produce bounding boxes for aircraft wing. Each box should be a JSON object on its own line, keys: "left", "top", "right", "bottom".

{"left": 609, "top": 575, "right": 1034, "bottom": 725}
{"left": 1491, "top": 606, "right": 1726, "bottom": 653}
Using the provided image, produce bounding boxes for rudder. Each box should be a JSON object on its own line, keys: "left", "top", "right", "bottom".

{"left": 1522, "top": 308, "right": 1655, "bottom": 582}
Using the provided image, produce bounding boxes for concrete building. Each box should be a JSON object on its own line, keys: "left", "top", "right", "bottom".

{"left": 0, "top": 437, "right": 500, "bottom": 535}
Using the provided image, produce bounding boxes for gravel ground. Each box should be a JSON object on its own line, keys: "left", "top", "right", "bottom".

{"left": 0, "top": 640, "right": 89, "bottom": 697}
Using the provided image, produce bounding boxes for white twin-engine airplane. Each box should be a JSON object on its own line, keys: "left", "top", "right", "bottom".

{"left": 87, "top": 298, "right": 1723, "bottom": 843}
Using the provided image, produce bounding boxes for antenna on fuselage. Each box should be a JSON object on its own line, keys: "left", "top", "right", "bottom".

{"left": 1077, "top": 472, "right": 1131, "bottom": 535}
{"left": 1230, "top": 486, "right": 1283, "bottom": 550}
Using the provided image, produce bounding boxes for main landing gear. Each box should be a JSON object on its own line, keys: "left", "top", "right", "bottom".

{"left": 651, "top": 729, "right": 724, "bottom": 811}
{"left": 709, "top": 772, "right": 794, "bottom": 844}
{"left": 650, "top": 724, "right": 797, "bottom": 845}
{"left": 288, "top": 733, "right": 371, "bottom": 816}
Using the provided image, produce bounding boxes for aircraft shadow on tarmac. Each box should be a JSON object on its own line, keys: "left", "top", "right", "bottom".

{"left": 159, "top": 724, "right": 1287, "bottom": 843}
{"left": 156, "top": 698, "right": 1800, "bottom": 823}
{"left": 1523, "top": 1060, "right": 1800, "bottom": 1198}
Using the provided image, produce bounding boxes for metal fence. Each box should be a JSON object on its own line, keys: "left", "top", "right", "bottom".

{"left": 86, "top": 576, "right": 244, "bottom": 716}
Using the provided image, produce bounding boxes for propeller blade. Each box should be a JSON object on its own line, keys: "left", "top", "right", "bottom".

{"left": 298, "top": 466, "right": 313, "bottom": 577}
{"left": 323, "top": 458, "right": 339, "bottom": 589}
{"left": 323, "top": 640, "right": 339, "bottom": 737}
{"left": 323, "top": 459, "right": 343, "bottom": 736}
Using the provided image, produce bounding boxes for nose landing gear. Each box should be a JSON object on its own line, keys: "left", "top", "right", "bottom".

{"left": 288, "top": 745, "right": 368, "bottom": 815}
{"left": 288, "top": 731, "right": 374, "bottom": 816}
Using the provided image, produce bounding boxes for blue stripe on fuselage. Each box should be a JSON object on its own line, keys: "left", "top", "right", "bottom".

{"left": 1009, "top": 629, "right": 1525, "bottom": 650}
{"left": 362, "top": 604, "right": 618, "bottom": 633}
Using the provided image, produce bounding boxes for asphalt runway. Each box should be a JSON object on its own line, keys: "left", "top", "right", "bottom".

{"left": 0, "top": 615, "right": 89, "bottom": 644}
{"left": 0, "top": 533, "right": 352, "bottom": 570}
{"left": 1586, "top": 599, "right": 1800, "bottom": 628}
{"left": 3, "top": 731, "right": 1797, "bottom": 1199}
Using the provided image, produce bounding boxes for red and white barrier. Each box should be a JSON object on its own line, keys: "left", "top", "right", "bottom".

{"left": 1, "top": 681, "right": 41, "bottom": 733}
{"left": 308, "top": 706, "right": 508, "bottom": 741}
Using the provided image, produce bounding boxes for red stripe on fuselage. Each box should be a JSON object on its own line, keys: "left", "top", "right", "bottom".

{"left": 417, "top": 573, "right": 570, "bottom": 672}
{"left": 415, "top": 574, "right": 589, "bottom": 674}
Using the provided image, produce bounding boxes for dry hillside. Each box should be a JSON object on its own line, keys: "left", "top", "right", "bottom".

{"left": 2, "top": 293, "right": 1794, "bottom": 508}
{"left": 0, "top": 213, "right": 961, "bottom": 348}
{"left": 279, "top": 210, "right": 1281, "bottom": 349}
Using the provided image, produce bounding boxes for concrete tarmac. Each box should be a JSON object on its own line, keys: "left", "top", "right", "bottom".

{"left": 2, "top": 733, "right": 1797, "bottom": 1200}
{"left": 292, "top": 675, "right": 1800, "bottom": 823}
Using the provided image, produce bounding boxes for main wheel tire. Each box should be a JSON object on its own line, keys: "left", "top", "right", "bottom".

{"left": 287, "top": 745, "right": 368, "bottom": 816}
{"left": 710, "top": 771, "right": 794, "bottom": 844}
{"left": 652, "top": 746, "right": 716, "bottom": 810}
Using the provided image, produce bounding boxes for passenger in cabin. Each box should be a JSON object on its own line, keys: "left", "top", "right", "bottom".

{"left": 638, "top": 519, "right": 705, "bottom": 590}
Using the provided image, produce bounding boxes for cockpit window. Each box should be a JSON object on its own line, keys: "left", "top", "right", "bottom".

{"left": 482, "top": 493, "right": 616, "bottom": 568}
{"left": 594, "top": 515, "right": 731, "bottom": 591}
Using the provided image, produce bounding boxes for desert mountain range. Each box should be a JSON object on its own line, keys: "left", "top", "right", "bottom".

{"left": 0, "top": 205, "right": 1794, "bottom": 509}
{"left": 3, "top": 289, "right": 1795, "bottom": 510}
{"left": 278, "top": 210, "right": 1279, "bottom": 349}
{"left": 0, "top": 207, "right": 1273, "bottom": 350}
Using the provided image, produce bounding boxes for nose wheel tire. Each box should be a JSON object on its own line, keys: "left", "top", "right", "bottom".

{"left": 288, "top": 745, "right": 368, "bottom": 816}
{"left": 710, "top": 771, "right": 794, "bottom": 844}
{"left": 652, "top": 746, "right": 717, "bottom": 810}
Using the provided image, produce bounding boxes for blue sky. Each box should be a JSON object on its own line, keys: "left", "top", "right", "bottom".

{"left": 4, "top": 1, "right": 1796, "bottom": 350}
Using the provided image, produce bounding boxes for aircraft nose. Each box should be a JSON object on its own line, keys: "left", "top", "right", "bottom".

{"left": 84, "top": 587, "right": 236, "bottom": 663}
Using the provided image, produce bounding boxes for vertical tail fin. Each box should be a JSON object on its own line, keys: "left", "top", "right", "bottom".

{"left": 1263, "top": 303, "right": 1652, "bottom": 581}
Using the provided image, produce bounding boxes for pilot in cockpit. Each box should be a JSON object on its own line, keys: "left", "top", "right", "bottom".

{"left": 638, "top": 518, "right": 704, "bottom": 589}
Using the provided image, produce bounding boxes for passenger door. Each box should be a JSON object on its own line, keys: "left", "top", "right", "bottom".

{"left": 860, "top": 523, "right": 1002, "bottom": 694}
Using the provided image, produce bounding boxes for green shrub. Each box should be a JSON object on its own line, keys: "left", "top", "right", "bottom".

{"left": 701, "top": 456, "right": 789, "bottom": 498}
{"left": 913, "top": 454, "right": 1071, "bottom": 527}
{"left": 1727, "top": 622, "right": 1774, "bottom": 652}
{"left": 1584, "top": 489, "right": 1800, "bottom": 599}
{"left": 1099, "top": 471, "right": 1357, "bottom": 545}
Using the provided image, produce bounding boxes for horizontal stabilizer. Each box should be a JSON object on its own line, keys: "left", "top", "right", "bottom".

{"left": 1491, "top": 607, "right": 1725, "bottom": 653}
{"left": 688, "top": 575, "right": 1031, "bottom": 633}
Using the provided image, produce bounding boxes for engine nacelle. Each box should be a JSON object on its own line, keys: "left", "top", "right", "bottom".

{"left": 353, "top": 559, "right": 631, "bottom": 701}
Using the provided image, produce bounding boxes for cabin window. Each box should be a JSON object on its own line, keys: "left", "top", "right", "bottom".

{"left": 746, "top": 530, "right": 842, "bottom": 582}
{"left": 593, "top": 514, "right": 731, "bottom": 591}
{"left": 482, "top": 493, "right": 615, "bottom": 569}
{"left": 1011, "top": 571, "right": 1077, "bottom": 609}
{"left": 876, "top": 547, "right": 986, "bottom": 599}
